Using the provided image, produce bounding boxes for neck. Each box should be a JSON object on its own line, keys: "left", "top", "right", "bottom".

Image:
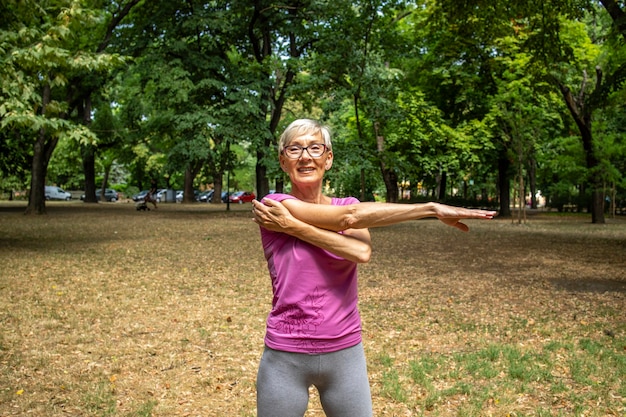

{"left": 291, "top": 184, "right": 329, "bottom": 204}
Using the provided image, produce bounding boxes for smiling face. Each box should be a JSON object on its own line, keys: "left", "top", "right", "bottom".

{"left": 279, "top": 130, "right": 333, "bottom": 189}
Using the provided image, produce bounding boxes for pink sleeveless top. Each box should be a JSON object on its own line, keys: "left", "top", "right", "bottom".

{"left": 259, "top": 193, "right": 362, "bottom": 354}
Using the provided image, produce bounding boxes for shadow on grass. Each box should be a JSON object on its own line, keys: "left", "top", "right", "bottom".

{"left": 0, "top": 201, "right": 256, "bottom": 253}
{"left": 549, "top": 277, "right": 626, "bottom": 293}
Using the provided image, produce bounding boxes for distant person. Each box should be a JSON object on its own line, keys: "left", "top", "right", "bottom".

{"left": 145, "top": 179, "right": 158, "bottom": 209}
{"left": 252, "top": 119, "right": 496, "bottom": 417}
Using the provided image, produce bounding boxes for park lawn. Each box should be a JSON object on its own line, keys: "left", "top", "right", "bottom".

{"left": 0, "top": 201, "right": 625, "bottom": 417}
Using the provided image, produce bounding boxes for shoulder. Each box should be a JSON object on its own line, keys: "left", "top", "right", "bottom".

{"left": 332, "top": 196, "right": 360, "bottom": 206}
{"left": 263, "top": 193, "right": 297, "bottom": 203}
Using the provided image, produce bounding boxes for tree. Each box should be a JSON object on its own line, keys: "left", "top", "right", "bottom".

{"left": 486, "top": 29, "right": 566, "bottom": 219}
{"left": 0, "top": 0, "right": 139, "bottom": 214}
{"left": 229, "top": 0, "right": 364, "bottom": 198}
{"left": 408, "top": 1, "right": 511, "bottom": 211}
{"left": 89, "top": 99, "right": 124, "bottom": 201}
{"left": 306, "top": 1, "right": 413, "bottom": 202}
{"left": 553, "top": 18, "right": 626, "bottom": 221}
{"left": 427, "top": 0, "right": 626, "bottom": 222}
{"left": 0, "top": 128, "right": 31, "bottom": 198}
{"left": 2, "top": 1, "right": 100, "bottom": 213}
{"left": 111, "top": 0, "right": 265, "bottom": 202}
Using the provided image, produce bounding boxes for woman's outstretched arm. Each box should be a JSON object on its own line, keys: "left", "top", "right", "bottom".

{"left": 252, "top": 198, "right": 496, "bottom": 233}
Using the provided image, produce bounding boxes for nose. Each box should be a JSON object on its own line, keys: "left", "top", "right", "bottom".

{"left": 300, "top": 147, "right": 314, "bottom": 160}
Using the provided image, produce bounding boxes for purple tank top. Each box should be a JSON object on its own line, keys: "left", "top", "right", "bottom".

{"left": 259, "top": 193, "right": 362, "bottom": 354}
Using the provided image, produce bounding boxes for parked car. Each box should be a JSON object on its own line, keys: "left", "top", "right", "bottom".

{"left": 198, "top": 190, "right": 214, "bottom": 202}
{"left": 80, "top": 188, "right": 119, "bottom": 202}
{"left": 155, "top": 189, "right": 168, "bottom": 202}
{"left": 45, "top": 186, "right": 72, "bottom": 201}
{"left": 132, "top": 190, "right": 150, "bottom": 202}
{"left": 175, "top": 190, "right": 200, "bottom": 202}
{"left": 229, "top": 191, "right": 256, "bottom": 204}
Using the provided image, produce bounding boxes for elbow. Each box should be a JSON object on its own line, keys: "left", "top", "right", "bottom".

{"left": 355, "top": 244, "right": 372, "bottom": 264}
{"left": 342, "top": 206, "right": 361, "bottom": 230}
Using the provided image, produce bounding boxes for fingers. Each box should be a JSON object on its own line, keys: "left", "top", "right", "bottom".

{"left": 251, "top": 199, "right": 264, "bottom": 210}
{"left": 252, "top": 198, "right": 277, "bottom": 224}
{"left": 454, "top": 221, "right": 470, "bottom": 232}
{"left": 444, "top": 209, "right": 495, "bottom": 232}
{"left": 462, "top": 209, "right": 496, "bottom": 220}
{"left": 440, "top": 218, "right": 470, "bottom": 232}
{"left": 251, "top": 200, "right": 264, "bottom": 223}
{"left": 261, "top": 198, "right": 280, "bottom": 208}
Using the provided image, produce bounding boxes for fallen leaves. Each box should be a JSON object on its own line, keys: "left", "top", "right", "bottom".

{"left": 0, "top": 204, "right": 625, "bottom": 416}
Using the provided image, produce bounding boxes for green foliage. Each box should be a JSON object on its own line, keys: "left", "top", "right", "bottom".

{"left": 47, "top": 135, "right": 83, "bottom": 188}
{"left": 0, "top": 1, "right": 121, "bottom": 142}
{"left": 537, "top": 135, "right": 588, "bottom": 209}
{"left": 1, "top": 0, "right": 624, "bottom": 213}
{"left": 0, "top": 0, "right": 135, "bottom": 204}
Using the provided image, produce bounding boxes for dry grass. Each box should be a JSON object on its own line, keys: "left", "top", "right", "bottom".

{"left": 0, "top": 201, "right": 624, "bottom": 417}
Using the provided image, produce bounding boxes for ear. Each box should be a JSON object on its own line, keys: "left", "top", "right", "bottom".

{"left": 279, "top": 154, "right": 288, "bottom": 172}
{"left": 324, "top": 150, "right": 334, "bottom": 170}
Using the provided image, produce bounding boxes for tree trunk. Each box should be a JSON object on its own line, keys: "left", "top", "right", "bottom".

{"left": 82, "top": 145, "right": 98, "bottom": 203}
{"left": 80, "top": 96, "right": 98, "bottom": 203}
{"left": 556, "top": 78, "right": 605, "bottom": 223}
{"left": 26, "top": 132, "right": 49, "bottom": 215}
{"left": 378, "top": 151, "right": 396, "bottom": 202}
{"left": 516, "top": 171, "right": 526, "bottom": 224}
{"left": 374, "top": 121, "right": 398, "bottom": 203}
{"left": 212, "top": 175, "right": 223, "bottom": 203}
{"left": 581, "top": 130, "right": 605, "bottom": 223}
{"left": 100, "top": 164, "right": 112, "bottom": 202}
{"left": 25, "top": 83, "right": 57, "bottom": 215}
{"left": 498, "top": 153, "right": 511, "bottom": 217}
{"left": 275, "top": 178, "right": 284, "bottom": 194}
{"left": 256, "top": 149, "right": 269, "bottom": 197}
{"left": 360, "top": 168, "right": 366, "bottom": 202}
{"left": 438, "top": 170, "right": 447, "bottom": 202}
{"left": 183, "top": 168, "right": 195, "bottom": 203}
{"left": 591, "top": 189, "right": 605, "bottom": 222}
{"left": 182, "top": 162, "right": 202, "bottom": 203}
{"left": 529, "top": 158, "right": 537, "bottom": 209}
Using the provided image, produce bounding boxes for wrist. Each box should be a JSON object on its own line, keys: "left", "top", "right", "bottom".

{"left": 423, "top": 201, "right": 439, "bottom": 218}
{"left": 285, "top": 216, "right": 309, "bottom": 236}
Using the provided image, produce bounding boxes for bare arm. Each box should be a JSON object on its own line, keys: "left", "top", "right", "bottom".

{"left": 256, "top": 206, "right": 372, "bottom": 263}
{"left": 252, "top": 198, "right": 496, "bottom": 233}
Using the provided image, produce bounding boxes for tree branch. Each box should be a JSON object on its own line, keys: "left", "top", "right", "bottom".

{"left": 599, "top": 0, "right": 626, "bottom": 42}
{"left": 97, "top": 0, "right": 142, "bottom": 53}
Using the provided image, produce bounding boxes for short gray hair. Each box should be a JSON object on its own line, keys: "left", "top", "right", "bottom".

{"left": 278, "top": 119, "right": 332, "bottom": 156}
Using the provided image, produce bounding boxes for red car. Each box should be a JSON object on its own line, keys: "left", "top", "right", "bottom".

{"left": 229, "top": 191, "right": 256, "bottom": 204}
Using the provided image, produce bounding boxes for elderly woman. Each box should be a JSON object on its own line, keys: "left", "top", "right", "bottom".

{"left": 252, "top": 119, "right": 495, "bottom": 417}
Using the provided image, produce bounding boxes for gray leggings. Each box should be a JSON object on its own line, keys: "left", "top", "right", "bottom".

{"left": 256, "top": 343, "right": 373, "bottom": 417}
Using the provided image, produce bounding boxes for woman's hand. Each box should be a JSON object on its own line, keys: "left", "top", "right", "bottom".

{"left": 432, "top": 203, "right": 496, "bottom": 232}
{"left": 251, "top": 198, "right": 296, "bottom": 232}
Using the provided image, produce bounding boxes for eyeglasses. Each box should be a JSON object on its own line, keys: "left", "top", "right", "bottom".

{"left": 281, "top": 143, "right": 328, "bottom": 159}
